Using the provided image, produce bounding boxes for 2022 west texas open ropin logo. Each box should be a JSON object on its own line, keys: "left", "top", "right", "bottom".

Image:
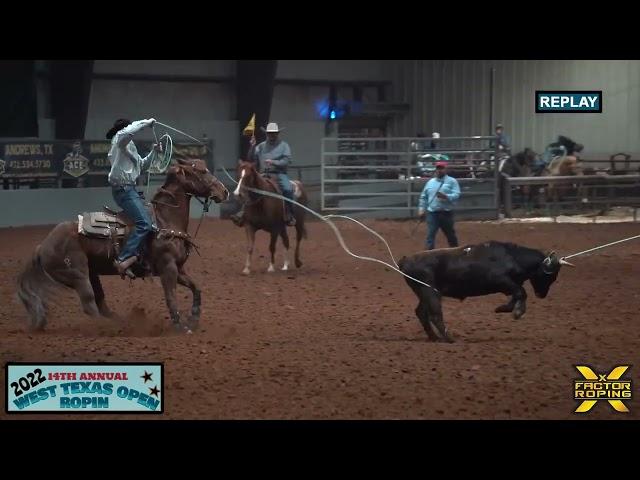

{"left": 5, "top": 363, "right": 163, "bottom": 413}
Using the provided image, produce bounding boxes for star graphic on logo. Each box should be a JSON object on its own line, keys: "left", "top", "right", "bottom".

{"left": 141, "top": 371, "right": 153, "bottom": 383}
{"left": 149, "top": 385, "right": 160, "bottom": 398}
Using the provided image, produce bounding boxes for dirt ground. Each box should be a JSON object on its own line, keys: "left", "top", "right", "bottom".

{"left": 1, "top": 218, "right": 639, "bottom": 420}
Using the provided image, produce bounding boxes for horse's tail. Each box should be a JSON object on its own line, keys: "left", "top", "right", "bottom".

{"left": 16, "top": 245, "right": 57, "bottom": 330}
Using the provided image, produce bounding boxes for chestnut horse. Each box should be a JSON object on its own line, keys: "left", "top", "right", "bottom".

{"left": 233, "top": 160, "right": 307, "bottom": 275}
{"left": 17, "top": 159, "right": 229, "bottom": 333}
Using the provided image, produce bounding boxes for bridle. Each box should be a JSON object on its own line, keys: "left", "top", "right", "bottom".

{"left": 151, "top": 163, "right": 227, "bottom": 241}
{"left": 235, "top": 165, "right": 273, "bottom": 206}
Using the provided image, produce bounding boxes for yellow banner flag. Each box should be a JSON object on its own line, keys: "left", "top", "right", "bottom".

{"left": 243, "top": 114, "right": 256, "bottom": 136}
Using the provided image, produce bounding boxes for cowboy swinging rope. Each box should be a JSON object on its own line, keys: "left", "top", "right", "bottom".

{"left": 153, "top": 120, "right": 640, "bottom": 290}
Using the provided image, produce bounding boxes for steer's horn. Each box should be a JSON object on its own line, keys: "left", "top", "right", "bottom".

{"left": 559, "top": 257, "right": 575, "bottom": 267}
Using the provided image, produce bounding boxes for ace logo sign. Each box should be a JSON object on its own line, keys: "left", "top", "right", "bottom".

{"left": 536, "top": 91, "right": 602, "bottom": 113}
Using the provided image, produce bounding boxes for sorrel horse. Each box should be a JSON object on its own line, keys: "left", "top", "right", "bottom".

{"left": 17, "top": 158, "right": 229, "bottom": 333}
{"left": 233, "top": 160, "right": 307, "bottom": 275}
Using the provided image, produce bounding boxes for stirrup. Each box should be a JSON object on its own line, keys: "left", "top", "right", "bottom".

{"left": 114, "top": 257, "right": 137, "bottom": 279}
{"left": 231, "top": 213, "right": 245, "bottom": 227}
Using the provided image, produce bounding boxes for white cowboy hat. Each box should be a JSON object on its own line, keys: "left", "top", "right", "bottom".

{"left": 261, "top": 122, "right": 284, "bottom": 133}
{"left": 432, "top": 132, "right": 440, "bottom": 138}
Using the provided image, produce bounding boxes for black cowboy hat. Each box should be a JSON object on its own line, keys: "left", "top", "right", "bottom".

{"left": 106, "top": 118, "right": 132, "bottom": 140}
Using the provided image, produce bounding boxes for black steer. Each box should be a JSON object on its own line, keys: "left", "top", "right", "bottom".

{"left": 398, "top": 241, "right": 573, "bottom": 342}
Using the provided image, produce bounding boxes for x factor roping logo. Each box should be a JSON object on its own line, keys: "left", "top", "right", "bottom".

{"left": 574, "top": 365, "right": 632, "bottom": 413}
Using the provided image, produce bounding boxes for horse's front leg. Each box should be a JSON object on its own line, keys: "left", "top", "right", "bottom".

{"left": 177, "top": 268, "right": 201, "bottom": 330}
{"left": 159, "top": 258, "right": 189, "bottom": 333}
{"left": 268, "top": 230, "right": 278, "bottom": 272}
{"left": 243, "top": 225, "right": 256, "bottom": 275}
{"left": 279, "top": 227, "right": 291, "bottom": 271}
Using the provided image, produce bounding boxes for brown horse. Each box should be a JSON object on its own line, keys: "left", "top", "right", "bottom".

{"left": 17, "top": 158, "right": 229, "bottom": 333}
{"left": 543, "top": 155, "right": 589, "bottom": 205}
{"left": 233, "top": 160, "right": 307, "bottom": 275}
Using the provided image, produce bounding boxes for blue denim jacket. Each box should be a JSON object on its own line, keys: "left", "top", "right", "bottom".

{"left": 252, "top": 140, "right": 292, "bottom": 174}
{"left": 418, "top": 175, "right": 461, "bottom": 212}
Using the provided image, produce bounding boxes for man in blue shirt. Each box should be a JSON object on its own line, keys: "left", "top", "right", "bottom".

{"left": 418, "top": 161, "right": 461, "bottom": 250}
{"left": 493, "top": 123, "right": 511, "bottom": 154}
{"left": 232, "top": 122, "right": 296, "bottom": 227}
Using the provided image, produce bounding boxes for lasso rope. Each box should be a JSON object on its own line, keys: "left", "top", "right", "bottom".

{"left": 561, "top": 234, "right": 640, "bottom": 261}
{"left": 146, "top": 126, "right": 173, "bottom": 198}
{"left": 322, "top": 214, "right": 399, "bottom": 269}
{"left": 246, "top": 182, "right": 436, "bottom": 290}
{"left": 154, "top": 121, "right": 640, "bottom": 289}
{"left": 153, "top": 120, "right": 440, "bottom": 290}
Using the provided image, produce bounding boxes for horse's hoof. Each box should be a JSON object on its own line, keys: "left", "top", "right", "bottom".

{"left": 513, "top": 310, "right": 525, "bottom": 320}
{"left": 267, "top": 264, "right": 275, "bottom": 273}
{"left": 281, "top": 264, "right": 289, "bottom": 271}
{"left": 295, "top": 259, "right": 302, "bottom": 268}
{"left": 242, "top": 268, "right": 250, "bottom": 275}
{"left": 231, "top": 216, "right": 245, "bottom": 227}
{"left": 186, "top": 316, "right": 200, "bottom": 332}
{"left": 172, "top": 323, "right": 192, "bottom": 334}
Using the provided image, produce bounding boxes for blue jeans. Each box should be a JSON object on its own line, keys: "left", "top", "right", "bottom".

{"left": 111, "top": 185, "right": 154, "bottom": 262}
{"left": 274, "top": 173, "right": 292, "bottom": 194}
{"left": 270, "top": 172, "right": 294, "bottom": 216}
{"left": 426, "top": 210, "right": 458, "bottom": 250}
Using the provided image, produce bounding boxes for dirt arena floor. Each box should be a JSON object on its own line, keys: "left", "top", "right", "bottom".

{"left": 1, "top": 218, "right": 639, "bottom": 420}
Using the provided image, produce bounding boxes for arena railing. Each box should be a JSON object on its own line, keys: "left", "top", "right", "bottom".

{"left": 320, "top": 136, "right": 501, "bottom": 219}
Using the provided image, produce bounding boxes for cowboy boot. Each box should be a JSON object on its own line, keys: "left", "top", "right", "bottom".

{"left": 114, "top": 256, "right": 137, "bottom": 279}
{"left": 231, "top": 205, "right": 246, "bottom": 227}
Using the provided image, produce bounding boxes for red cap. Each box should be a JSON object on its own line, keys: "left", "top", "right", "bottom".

{"left": 435, "top": 161, "right": 448, "bottom": 168}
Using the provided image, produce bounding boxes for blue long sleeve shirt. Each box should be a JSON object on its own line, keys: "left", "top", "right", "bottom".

{"left": 418, "top": 175, "right": 461, "bottom": 212}
{"left": 251, "top": 140, "right": 292, "bottom": 174}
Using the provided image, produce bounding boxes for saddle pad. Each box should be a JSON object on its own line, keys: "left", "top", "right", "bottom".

{"left": 91, "top": 211, "right": 127, "bottom": 225}
{"left": 78, "top": 212, "right": 127, "bottom": 238}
